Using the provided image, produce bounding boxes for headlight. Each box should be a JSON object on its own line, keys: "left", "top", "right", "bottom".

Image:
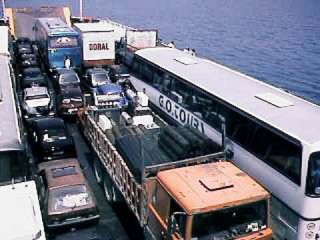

{"left": 62, "top": 99, "right": 71, "bottom": 104}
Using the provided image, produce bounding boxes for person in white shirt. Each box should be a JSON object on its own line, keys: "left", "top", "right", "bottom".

{"left": 64, "top": 56, "right": 71, "bottom": 69}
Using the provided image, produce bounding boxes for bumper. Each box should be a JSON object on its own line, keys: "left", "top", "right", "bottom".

{"left": 47, "top": 214, "right": 100, "bottom": 230}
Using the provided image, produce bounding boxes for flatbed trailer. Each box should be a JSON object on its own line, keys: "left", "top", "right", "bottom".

{"left": 78, "top": 96, "right": 272, "bottom": 240}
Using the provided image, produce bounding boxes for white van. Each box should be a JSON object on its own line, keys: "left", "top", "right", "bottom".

{"left": 0, "top": 181, "right": 46, "bottom": 240}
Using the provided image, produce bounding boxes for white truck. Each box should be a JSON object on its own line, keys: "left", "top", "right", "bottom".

{"left": 0, "top": 180, "right": 46, "bottom": 240}
{"left": 74, "top": 22, "right": 115, "bottom": 68}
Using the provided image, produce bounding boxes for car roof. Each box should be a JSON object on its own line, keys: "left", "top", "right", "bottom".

{"left": 38, "top": 158, "right": 86, "bottom": 190}
{"left": 34, "top": 117, "right": 65, "bottom": 131}
{"left": 158, "top": 161, "right": 269, "bottom": 215}
{"left": 24, "top": 86, "right": 49, "bottom": 97}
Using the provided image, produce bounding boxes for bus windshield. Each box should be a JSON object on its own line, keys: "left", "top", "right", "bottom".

{"left": 306, "top": 152, "right": 320, "bottom": 197}
{"left": 49, "top": 36, "right": 78, "bottom": 48}
{"left": 192, "top": 200, "right": 267, "bottom": 239}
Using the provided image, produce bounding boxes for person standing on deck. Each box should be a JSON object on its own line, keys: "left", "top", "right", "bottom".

{"left": 64, "top": 55, "right": 71, "bottom": 69}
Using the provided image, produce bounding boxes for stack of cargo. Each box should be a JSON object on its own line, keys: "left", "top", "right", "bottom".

{"left": 115, "top": 132, "right": 170, "bottom": 182}
{"left": 158, "top": 126, "right": 220, "bottom": 161}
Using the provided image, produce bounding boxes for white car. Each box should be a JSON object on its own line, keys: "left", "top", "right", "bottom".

{"left": 22, "top": 86, "right": 54, "bottom": 119}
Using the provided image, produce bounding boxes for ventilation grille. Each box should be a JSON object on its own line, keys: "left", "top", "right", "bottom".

{"left": 255, "top": 93, "right": 294, "bottom": 108}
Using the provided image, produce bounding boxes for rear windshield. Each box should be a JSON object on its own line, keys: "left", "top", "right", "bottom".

{"left": 60, "top": 74, "right": 79, "bottom": 84}
{"left": 49, "top": 36, "right": 78, "bottom": 48}
{"left": 49, "top": 185, "right": 92, "bottom": 212}
{"left": 41, "top": 128, "right": 67, "bottom": 143}
{"left": 92, "top": 73, "right": 108, "bottom": 83}
{"left": 26, "top": 94, "right": 49, "bottom": 100}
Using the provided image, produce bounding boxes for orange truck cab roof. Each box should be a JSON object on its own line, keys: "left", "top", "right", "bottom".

{"left": 157, "top": 161, "right": 269, "bottom": 215}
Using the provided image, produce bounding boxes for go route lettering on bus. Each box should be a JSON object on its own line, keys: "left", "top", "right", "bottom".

{"left": 158, "top": 95, "right": 205, "bottom": 134}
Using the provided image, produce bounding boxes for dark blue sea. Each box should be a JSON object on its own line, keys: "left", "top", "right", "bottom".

{"left": 7, "top": 0, "right": 320, "bottom": 103}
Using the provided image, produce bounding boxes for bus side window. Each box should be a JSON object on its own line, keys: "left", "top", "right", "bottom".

{"left": 248, "top": 125, "right": 301, "bottom": 185}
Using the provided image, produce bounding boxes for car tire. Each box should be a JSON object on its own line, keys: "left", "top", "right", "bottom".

{"left": 93, "top": 158, "right": 103, "bottom": 184}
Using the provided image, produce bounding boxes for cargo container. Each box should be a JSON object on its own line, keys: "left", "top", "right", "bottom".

{"left": 74, "top": 22, "right": 115, "bottom": 68}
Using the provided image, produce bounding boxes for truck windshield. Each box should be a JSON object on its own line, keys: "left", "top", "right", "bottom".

{"left": 306, "top": 152, "right": 320, "bottom": 197}
{"left": 0, "top": 150, "right": 27, "bottom": 184}
{"left": 192, "top": 200, "right": 267, "bottom": 239}
{"left": 49, "top": 36, "right": 78, "bottom": 48}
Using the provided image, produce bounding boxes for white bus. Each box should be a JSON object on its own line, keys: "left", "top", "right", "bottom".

{"left": 127, "top": 47, "right": 320, "bottom": 240}
{"left": 0, "top": 53, "right": 28, "bottom": 184}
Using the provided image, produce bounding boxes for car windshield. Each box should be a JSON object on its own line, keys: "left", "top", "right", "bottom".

{"left": 192, "top": 200, "right": 267, "bottom": 239}
{"left": 41, "top": 128, "right": 67, "bottom": 142}
{"left": 26, "top": 94, "right": 49, "bottom": 100}
{"left": 60, "top": 73, "right": 79, "bottom": 84}
{"left": 49, "top": 185, "right": 92, "bottom": 212}
{"left": 49, "top": 36, "right": 78, "bottom": 48}
{"left": 306, "top": 152, "right": 320, "bottom": 197}
{"left": 92, "top": 73, "right": 108, "bottom": 83}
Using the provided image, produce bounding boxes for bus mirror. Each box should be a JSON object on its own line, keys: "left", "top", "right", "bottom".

{"left": 168, "top": 212, "right": 186, "bottom": 236}
{"left": 225, "top": 138, "right": 234, "bottom": 160}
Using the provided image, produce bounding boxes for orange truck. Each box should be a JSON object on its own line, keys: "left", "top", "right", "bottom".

{"left": 78, "top": 104, "right": 272, "bottom": 240}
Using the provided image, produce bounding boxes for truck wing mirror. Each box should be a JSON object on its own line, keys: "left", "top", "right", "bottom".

{"left": 168, "top": 212, "right": 186, "bottom": 236}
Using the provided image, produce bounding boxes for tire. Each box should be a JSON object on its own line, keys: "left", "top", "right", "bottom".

{"left": 93, "top": 158, "right": 103, "bottom": 184}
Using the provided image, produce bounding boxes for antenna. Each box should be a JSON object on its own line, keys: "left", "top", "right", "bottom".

{"left": 79, "top": 0, "right": 83, "bottom": 22}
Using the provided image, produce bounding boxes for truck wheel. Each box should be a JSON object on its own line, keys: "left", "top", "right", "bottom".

{"left": 103, "top": 175, "right": 114, "bottom": 203}
{"left": 93, "top": 159, "right": 103, "bottom": 184}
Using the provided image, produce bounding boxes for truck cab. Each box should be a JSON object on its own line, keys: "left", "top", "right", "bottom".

{"left": 0, "top": 181, "right": 46, "bottom": 240}
{"left": 147, "top": 162, "right": 272, "bottom": 240}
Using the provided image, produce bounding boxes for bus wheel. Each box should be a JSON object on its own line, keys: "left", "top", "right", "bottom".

{"left": 93, "top": 158, "right": 103, "bottom": 184}
{"left": 103, "top": 175, "right": 114, "bottom": 203}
